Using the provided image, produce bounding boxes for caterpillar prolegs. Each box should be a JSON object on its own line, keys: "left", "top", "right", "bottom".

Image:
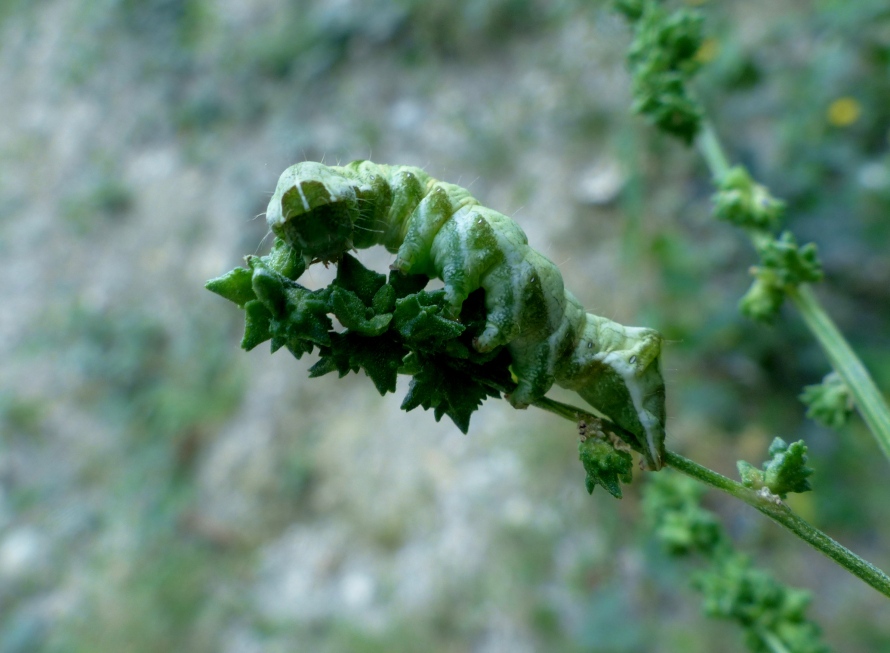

{"left": 266, "top": 161, "right": 667, "bottom": 470}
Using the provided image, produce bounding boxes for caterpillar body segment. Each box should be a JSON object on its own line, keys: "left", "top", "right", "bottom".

{"left": 266, "top": 160, "right": 667, "bottom": 470}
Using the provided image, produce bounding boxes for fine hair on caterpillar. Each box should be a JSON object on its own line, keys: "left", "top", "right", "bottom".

{"left": 266, "top": 160, "right": 667, "bottom": 470}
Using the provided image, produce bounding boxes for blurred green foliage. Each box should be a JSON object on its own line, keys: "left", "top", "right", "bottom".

{"left": 644, "top": 473, "right": 830, "bottom": 653}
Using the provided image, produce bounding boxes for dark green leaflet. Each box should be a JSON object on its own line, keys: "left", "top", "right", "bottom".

{"left": 266, "top": 161, "right": 667, "bottom": 469}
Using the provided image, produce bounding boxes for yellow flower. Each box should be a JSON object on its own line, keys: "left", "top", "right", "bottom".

{"left": 827, "top": 97, "right": 861, "bottom": 127}
{"left": 695, "top": 37, "right": 719, "bottom": 63}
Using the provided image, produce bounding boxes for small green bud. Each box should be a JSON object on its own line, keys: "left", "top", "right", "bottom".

{"left": 800, "top": 371, "right": 853, "bottom": 429}
{"left": 737, "top": 437, "right": 814, "bottom": 499}
{"left": 713, "top": 166, "right": 785, "bottom": 230}
{"left": 631, "top": 73, "right": 703, "bottom": 144}
{"left": 738, "top": 233, "right": 823, "bottom": 323}
{"left": 739, "top": 269, "right": 785, "bottom": 323}
{"left": 759, "top": 232, "right": 823, "bottom": 286}
{"left": 578, "top": 434, "right": 633, "bottom": 499}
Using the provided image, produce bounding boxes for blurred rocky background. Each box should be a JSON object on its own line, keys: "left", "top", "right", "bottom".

{"left": 1, "top": 0, "right": 889, "bottom": 651}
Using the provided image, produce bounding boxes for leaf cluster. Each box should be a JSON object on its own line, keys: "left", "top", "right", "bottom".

{"left": 694, "top": 556, "right": 831, "bottom": 653}
{"left": 737, "top": 437, "right": 814, "bottom": 500}
{"left": 712, "top": 166, "right": 823, "bottom": 324}
{"left": 740, "top": 232, "right": 824, "bottom": 323}
{"left": 618, "top": 0, "right": 705, "bottom": 144}
{"left": 206, "top": 239, "right": 515, "bottom": 433}
{"left": 713, "top": 166, "right": 785, "bottom": 231}
{"left": 578, "top": 431, "right": 633, "bottom": 499}
{"left": 644, "top": 472, "right": 723, "bottom": 556}
{"left": 644, "top": 474, "right": 830, "bottom": 653}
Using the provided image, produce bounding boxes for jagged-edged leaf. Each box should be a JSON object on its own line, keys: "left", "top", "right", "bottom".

{"left": 578, "top": 437, "right": 633, "bottom": 499}
{"left": 205, "top": 266, "right": 256, "bottom": 308}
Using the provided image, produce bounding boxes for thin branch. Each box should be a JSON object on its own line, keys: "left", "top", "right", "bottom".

{"left": 529, "top": 395, "right": 890, "bottom": 599}
{"left": 696, "top": 121, "right": 890, "bottom": 463}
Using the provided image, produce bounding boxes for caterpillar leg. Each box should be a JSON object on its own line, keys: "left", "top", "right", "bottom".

{"left": 506, "top": 341, "right": 556, "bottom": 409}
{"left": 427, "top": 206, "right": 508, "bottom": 318}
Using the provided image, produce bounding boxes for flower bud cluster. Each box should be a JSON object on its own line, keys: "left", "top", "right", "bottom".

{"left": 740, "top": 232, "right": 823, "bottom": 322}
{"left": 618, "top": 0, "right": 705, "bottom": 144}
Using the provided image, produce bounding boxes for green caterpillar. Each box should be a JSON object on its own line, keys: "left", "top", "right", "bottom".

{"left": 266, "top": 161, "right": 667, "bottom": 470}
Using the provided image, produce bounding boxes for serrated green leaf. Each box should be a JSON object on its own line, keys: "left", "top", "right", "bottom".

{"left": 330, "top": 286, "right": 393, "bottom": 336}
{"left": 251, "top": 265, "right": 290, "bottom": 317}
{"left": 578, "top": 437, "right": 633, "bottom": 499}
{"left": 372, "top": 283, "right": 396, "bottom": 314}
{"left": 282, "top": 287, "right": 333, "bottom": 347}
{"left": 307, "top": 355, "right": 337, "bottom": 378}
{"left": 393, "top": 294, "right": 464, "bottom": 344}
{"left": 763, "top": 438, "right": 813, "bottom": 498}
{"left": 311, "top": 332, "right": 403, "bottom": 395}
{"left": 738, "top": 437, "right": 814, "bottom": 499}
{"left": 400, "top": 358, "right": 494, "bottom": 433}
{"left": 388, "top": 270, "right": 430, "bottom": 299}
{"left": 334, "top": 252, "right": 386, "bottom": 305}
{"left": 215, "top": 241, "right": 505, "bottom": 435}
{"left": 205, "top": 266, "right": 256, "bottom": 307}
{"left": 241, "top": 300, "right": 273, "bottom": 351}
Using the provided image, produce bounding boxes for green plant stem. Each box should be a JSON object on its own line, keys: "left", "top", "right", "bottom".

{"left": 696, "top": 121, "right": 890, "bottom": 462}
{"left": 697, "top": 120, "right": 731, "bottom": 180}
{"left": 529, "top": 395, "right": 890, "bottom": 598}
{"left": 758, "top": 629, "right": 792, "bottom": 653}
{"left": 788, "top": 284, "right": 890, "bottom": 461}
{"left": 664, "top": 450, "right": 890, "bottom": 598}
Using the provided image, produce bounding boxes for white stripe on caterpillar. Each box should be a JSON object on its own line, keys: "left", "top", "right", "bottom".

{"left": 266, "top": 160, "right": 667, "bottom": 470}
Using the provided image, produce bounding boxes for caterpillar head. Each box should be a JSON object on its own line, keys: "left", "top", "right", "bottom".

{"left": 266, "top": 162, "right": 359, "bottom": 263}
{"left": 560, "top": 317, "right": 667, "bottom": 471}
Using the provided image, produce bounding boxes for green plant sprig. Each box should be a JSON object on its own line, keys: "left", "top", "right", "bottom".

{"left": 618, "top": 0, "right": 890, "bottom": 462}
{"left": 698, "top": 120, "right": 890, "bottom": 462}
{"left": 207, "top": 235, "right": 890, "bottom": 598}
{"left": 644, "top": 473, "right": 831, "bottom": 653}
{"left": 527, "top": 393, "right": 890, "bottom": 599}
